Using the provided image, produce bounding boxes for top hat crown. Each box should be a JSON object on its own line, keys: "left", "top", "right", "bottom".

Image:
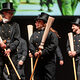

{"left": 1, "top": 2, "right": 15, "bottom": 12}
{"left": 72, "top": 18, "right": 80, "bottom": 26}
{"left": 35, "top": 12, "right": 49, "bottom": 23}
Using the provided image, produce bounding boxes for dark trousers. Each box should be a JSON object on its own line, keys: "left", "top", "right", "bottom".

{"left": 76, "top": 60, "right": 80, "bottom": 80}
{"left": 17, "top": 60, "right": 25, "bottom": 80}
{"left": 34, "top": 57, "right": 56, "bottom": 80}
{"left": 0, "top": 55, "right": 18, "bottom": 80}
{"left": 3, "top": 71, "right": 11, "bottom": 80}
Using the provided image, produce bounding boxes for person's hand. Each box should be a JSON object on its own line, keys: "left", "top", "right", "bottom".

{"left": 68, "top": 51, "right": 76, "bottom": 57}
{"left": 18, "top": 60, "right": 24, "bottom": 66}
{"left": 59, "top": 60, "right": 64, "bottom": 66}
{"left": 4, "top": 49, "right": 11, "bottom": 56}
{"left": 35, "top": 52, "right": 39, "bottom": 57}
{"left": 71, "top": 51, "right": 76, "bottom": 57}
{"left": 68, "top": 51, "right": 72, "bottom": 57}
{"left": 34, "top": 50, "right": 42, "bottom": 57}
{"left": 0, "top": 41, "right": 6, "bottom": 49}
{"left": 29, "top": 53, "right": 33, "bottom": 58}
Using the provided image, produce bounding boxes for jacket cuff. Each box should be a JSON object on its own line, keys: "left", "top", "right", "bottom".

{"left": 21, "top": 56, "right": 26, "bottom": 62}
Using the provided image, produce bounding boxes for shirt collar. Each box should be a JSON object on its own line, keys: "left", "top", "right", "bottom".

{"left": 3, "top": 18, "right": 9, "bottom": 23}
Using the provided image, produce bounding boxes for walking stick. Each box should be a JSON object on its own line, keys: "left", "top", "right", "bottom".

{"left": 0, "top": 37, "right": 21, "bottom": 80}
{"left": 30, "top": 16, "right": 55, "bottom": 80}
{"left": 68, "top": 32, "right": 77, "bottom": 80}
{"left": 27, "top": 25, "right": 34, "bottom": 80}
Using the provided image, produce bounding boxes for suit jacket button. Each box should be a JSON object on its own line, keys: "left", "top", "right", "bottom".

{"left": 8, "top": 37, "right": 10, "bottom": 40}
{"left": 2, "top": 30, "right": 4, "bottom": 33}
{"left": 36, "top": 36, "right": 38, "bottom": 38}
{"left": 38, "top": 32, "right": 40, "bottom": 33}
{"left": 9, "top": 30, "right": 11, "bottom": 33}
{"left": 17, "top": 49, "right": 18, "bottom": 51}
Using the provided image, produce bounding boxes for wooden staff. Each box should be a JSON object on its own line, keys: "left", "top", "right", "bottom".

{"left": 3, "top": 40, "right": 11, "bottom": 76}
{"left": 30, "top": 16, "right": 55, "bottom": 80}
{"left": 2, "top": 40, "right": 10, "bottom": 76}
{"left": 27, "top": 25, "right": 34, "bottom": 80}
{"left": 5, "top": 64, "right": 10, "bottom": 76}
{"left": 0, "top": 14, "right": 3, "bottom": 22}
{"left": 68, "top": 32, "right": 77, "bottom": 80}
{"left": 0, "top": 37, "right": 21, "bottom": 80}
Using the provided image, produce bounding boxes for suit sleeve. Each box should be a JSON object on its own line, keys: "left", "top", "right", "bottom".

{"left": 56, "top": 46, "right": 63, "bottom": 60}
{"left": 42, "top": 32, "right": 58, "bottom": 55}
{"left": 20, "top": 39, "right": 27, "bottom": 62}
{"left": 66, "top": 39, "right": 70, "bottom": 52}
{"left": 10, "top": 22, "right": 21, "bottom": 51}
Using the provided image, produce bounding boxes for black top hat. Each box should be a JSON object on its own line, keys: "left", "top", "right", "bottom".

{"left": 35, "top": 12, "right": 49, "bottom": 23}
{"left": 72, "top": 18, "right": 80, "bottom": 26}
{"left": 0, "top": 2, "right": 15, "bottom": 12}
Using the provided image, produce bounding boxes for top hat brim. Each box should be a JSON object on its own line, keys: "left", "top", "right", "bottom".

{"left": 72, "top": 22, "right": 80, "bottom": 26}
{"left": 0, "top": 8, "right": 15, "bottom": 13}
{"left": 35, "top": 18, "right": 47, "bottom": 22}
{"left": 35, "top": 16, "right": 48, "bottom": 23}
{"left": 35, "top": 12, "right": 49, "bottom": 23}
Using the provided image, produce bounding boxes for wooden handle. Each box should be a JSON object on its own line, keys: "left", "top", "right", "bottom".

{"left": 30, "top": 55, "right": 40, "bottom": 80}
{"left": 39, "top": 16, "right": 55, "bottom": 49}
{"left": 27, "top": 25, "right": 33, "bottom": 40}
{"left": 27, "top": 25, "right": 34, "bottom": 80}
{"left": 68, "top": 32, "right": 74, "bottom": 51}
{"left": 0, "top": 14, "right": 3, "bottom": 22}
{"left": 5, "top": 64, "right": 10, "bottom": 76}
{"left": 30, "top": 57, "right": 34, "bottom": 80}
{"left": 68, "top": 32, "right": 77, "bottom": 80}
{"left": 4, "top": 49, "right": 21, "bottom": 80}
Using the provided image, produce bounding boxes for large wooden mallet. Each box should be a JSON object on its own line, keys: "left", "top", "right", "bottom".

{"left": 30, "top": 16, "right": 55, "bottom": 80}
{"left": 27, "top": 25, "right": 34, "bottom": 80}
{"left": 68, "top": 32, "right": 77, "bottom": 80}
{"left": 0, "top": 37, "right": 21, "bottom": 80}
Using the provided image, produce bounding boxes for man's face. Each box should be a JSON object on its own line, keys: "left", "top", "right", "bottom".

{"left": 2, "top": 10, "right": 14, "bottom": 21}
{"left": 35, "top": 20, "right": 45, "bottom": 29}
{"left": 72, "top": 24, "right": 79, "bottom": 32}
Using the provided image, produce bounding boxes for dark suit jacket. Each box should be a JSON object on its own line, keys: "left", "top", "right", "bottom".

{"left": 0, "top": 21, "right": 21, "bottom": 55}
